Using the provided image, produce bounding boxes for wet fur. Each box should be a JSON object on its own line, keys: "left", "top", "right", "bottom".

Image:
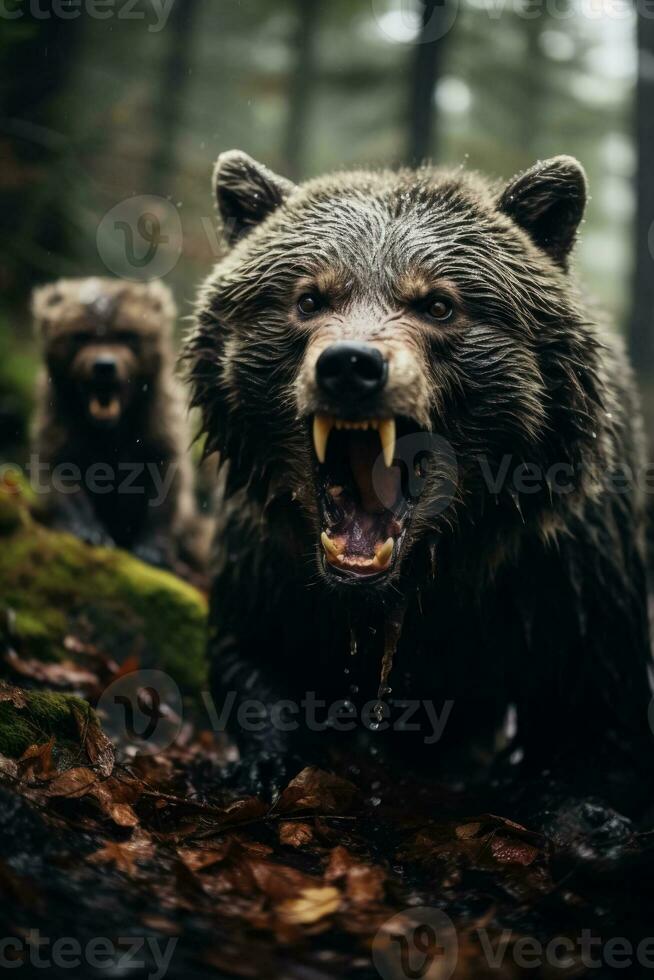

{"left": 33, "top": 277, "right": 204, "bottom": 570}
{"left": 186, "top": 154, "right": 653, "bottom": 820}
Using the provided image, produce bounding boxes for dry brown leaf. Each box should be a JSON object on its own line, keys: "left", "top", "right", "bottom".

{"left": 18, "top": 739, "right": 55, "bottom": 779}
{"left": 279, "top": 820, "right": 313, "bottom": 847}
{"left": 47, "top": 766, "right": 97, "bottom": 799}
{"left": 222, "top": 796, "right": 269, "bottom": 826}
{"left": 247, "top": 858, "right": 317, "bottom": 901}
{"left": 106, "top": 802, "right": 139, "bottom": 827}
{"left": 325, "top": 844, "right": 357, "bottom": 879}
{"left": 177, "top": 844, "right": 231, "bottom": 872}
{"left": 455, "top": 821, "right": 483, "bottom": 839}
{"left": 71, "top": 703, "right": 114, "bottom": 777}
{"left": 344, "top": 865, "right": 386, "bottom": 905}
{"left": 0, "top": 754, "right": 18, "bottom": 781}
{"left": 277, "top": 767, "right": 359, "bottom": 814}
{"left": 325, "top": 846, "right": 386, "bottom": 905}
{"left": 0, "top": 681, "right": 27, "bottom": 708}
{"left": 276, "top": 886, "right": 341, "bottom": 925}
{"left": 4, "top": 650, "right": 97, "bottom": 688}
{"left": 489, "top": 836, "right": 539, "bottom": 866}
{"left": 88, "top": 830, "right": 152, "bottom": 875}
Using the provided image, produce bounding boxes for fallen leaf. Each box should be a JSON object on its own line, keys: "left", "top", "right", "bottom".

{"left": 18, "top": 739, "right": 55, "bottom": 780}
{"left": 279, "top": 820, "right": 313, "bottom": 847}
{"left": 88, "top": 830, "right": 152, "bottom": 875}
{"left": 455, "top": 821, "right": 483, "bottom": 839}
{"left": 177, "top": 844, "right": 231, "bottom": 872}
{"left": 247, "top": 858, "right": 317, "bottom": 901}
{"left": 0, "top": 681, "right": 27, "bottom": 708}
{"left": 4, "top": 650, "right": 97, "bottom": 688}
{"left": 0, "top": 754, "right": 18, "bottom": 781}
{"left": 47, "top": 767, "right": 97, "bottom": 799}
{"left": 71, "top": 703, "right": 114, "bottom": 777}
{"left": 325, "top": 846, "right": 386, "bottom": 905}
{"left": 276, "top": 886, "right": 341, "bottom": 925}
{"left": 489, "top": 836, "right": 539, "bottom": 866}
{"left": 277, "top": 767, "right": 359, "bottom": 814}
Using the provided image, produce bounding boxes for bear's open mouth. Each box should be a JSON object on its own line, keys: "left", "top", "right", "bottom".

{"left": 310, "top": 414, "right": 421, "bottom": 580}
{"left": 86, "top": 386, "right": 123, "bottom": 424}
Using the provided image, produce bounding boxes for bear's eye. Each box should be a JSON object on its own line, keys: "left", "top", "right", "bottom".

{"left": 426, "top": 297, "right": 453, "bottom": 322}
{"left": 297, "top": 293, "right": 322, "bottom": 316}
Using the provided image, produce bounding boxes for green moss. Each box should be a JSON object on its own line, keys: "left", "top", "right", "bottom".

{"left": 0, "top": 503, "right": 208, "bottom": 695}
{"left": 0, "top": 690, "right": 93, "bottom": 758}
{"left": 0, "top": 324, "right": 36, "bottom": 457}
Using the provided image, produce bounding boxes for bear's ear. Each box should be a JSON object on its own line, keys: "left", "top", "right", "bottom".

{"left": 213, "top": 150, "right": 296, "bottom": 245}
{"left": 142, "top": 279, "right": 176, "bottom": 321}
{"left": 498, "top": 155, "right": 587, "bottom": 268}
{"left": 31, "top": 282, "right": 64, "bottom": 335}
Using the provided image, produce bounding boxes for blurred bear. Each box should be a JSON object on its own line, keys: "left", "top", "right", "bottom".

{"left": 32, "top": 277, "right": 206, "bottom": 572}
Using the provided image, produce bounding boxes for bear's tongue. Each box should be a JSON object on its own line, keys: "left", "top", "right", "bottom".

{"left": 319, "top": 428, "right": 402, "bottom": 575}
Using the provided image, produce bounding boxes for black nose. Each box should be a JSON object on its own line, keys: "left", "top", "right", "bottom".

{"left": 316, "top": 343, "right": 387, "bottom": 400}
{"left": 92, "top": 356, "right": 117, "bottom": 380}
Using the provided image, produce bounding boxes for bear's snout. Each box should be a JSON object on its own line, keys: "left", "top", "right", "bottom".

{"left": 315, "top": 342, "right": 388, "bottom": 405}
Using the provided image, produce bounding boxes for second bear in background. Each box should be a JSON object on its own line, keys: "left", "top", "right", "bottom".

{"left": 32, "top": 277, "right": 205, "bottom": 573}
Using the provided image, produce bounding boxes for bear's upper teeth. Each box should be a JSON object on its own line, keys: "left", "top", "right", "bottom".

{"left": 312, "top": 414, "right": 396, "bottom": 467}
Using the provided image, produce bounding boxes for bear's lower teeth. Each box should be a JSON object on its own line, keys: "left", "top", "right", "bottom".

{"left": 320, "top": 532, "right": 394, "bottom": 572}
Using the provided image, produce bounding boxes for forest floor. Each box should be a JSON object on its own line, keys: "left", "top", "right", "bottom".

{"left": 1, "top": 479, "right": 653, "bottom": 979}
{"left": 1, "top": 648, "right": 654, "bottom": 980}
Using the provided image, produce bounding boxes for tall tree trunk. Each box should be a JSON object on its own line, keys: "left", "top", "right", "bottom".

{"left": 149, "top": 0, "right": 200, "bottom": 197}
{"left": 407, "top": 0, "right": 449, "bottom": 165}
{"left": 284, "top": 0, "right": 321, "bottom": 181}
{"left": 629, "top": 12, "right": 654, "bottom": 377}
{"left": 0, "top": 16, "right": 82, "bottom": 305}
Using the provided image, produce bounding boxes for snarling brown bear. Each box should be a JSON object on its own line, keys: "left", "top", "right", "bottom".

{"left": 187, "top": 151, "right": 653, "bottom": 851}
{"left": 33, "top": 277, "right": 204, "bottom": 572}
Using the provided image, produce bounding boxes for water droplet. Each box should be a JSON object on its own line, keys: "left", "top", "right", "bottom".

{"left": 369, "top": 796, "right": 381, "bottom": 807}
{"left": 349, "top": 684, "right": 359, "bottom": 695}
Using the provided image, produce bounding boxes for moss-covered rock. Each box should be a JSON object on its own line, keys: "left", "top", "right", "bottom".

{"left": 0, "top": 322, "right": 36, "bottom": 458}
{"left": 0, "top": 684, "right": 97, "bottom": 759}
{"left": 0, "top": 480, "right": 208, "bottom": 696}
